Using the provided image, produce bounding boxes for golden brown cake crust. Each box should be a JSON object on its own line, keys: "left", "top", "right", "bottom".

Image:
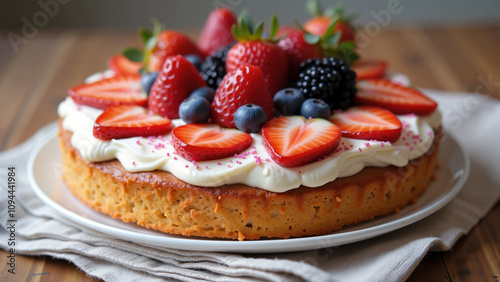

{"left": 59, "top": 120, "right": 441, "bottom": 240}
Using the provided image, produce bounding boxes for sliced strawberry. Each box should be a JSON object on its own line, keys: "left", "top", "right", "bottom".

{"left": 93, "top": 105, "right": 172, "bottom": 140}
{"left": 355, "top": 79, "right": 438, "bottom": 115}
{"left": 211, "top": 64, "right": 274, "bottom": 128}
{"left": 107, "top": 54, "right": 142, "bottom": 75}
{"left": 352, "top": 60, "right": 387, "bottom": 80}
{"left": 68, "top": 74, "right": 147, "bottom": 110}
{"left": 149, "top": 55, "right": 207, "bottom": 119}
{"left": 198, "top": 8, "right": 237, "bottom": 57}
{"left": 261, "top": 116, "right": 341, "bottom": 167}
{"left": 329, "top": 106, "right": 402, "bottom": 142}
{"left": 172, "top": 123, "right": 252, "bottom": 161}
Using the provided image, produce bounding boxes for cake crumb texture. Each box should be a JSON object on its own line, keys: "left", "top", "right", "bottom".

{"left": 59, "top": 121, "right": 441, "bottom": 240}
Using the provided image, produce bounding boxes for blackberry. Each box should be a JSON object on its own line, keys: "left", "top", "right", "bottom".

{"left": 200, "top": 42, "right": 236, "bottom": 89}
{"left": 296, "top": 57, "right": 357, "bottom": 111}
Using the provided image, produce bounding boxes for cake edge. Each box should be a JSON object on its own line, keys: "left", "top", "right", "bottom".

{"left": 59, "top": 120, "right": 442, "bottom": 240}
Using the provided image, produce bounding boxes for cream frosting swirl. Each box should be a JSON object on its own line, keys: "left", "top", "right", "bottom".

{"left": 58, "top": 94, "right": 440, "bottom": 192}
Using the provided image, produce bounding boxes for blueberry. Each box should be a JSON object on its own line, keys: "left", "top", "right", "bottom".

{"left": 179, "top": 96, "right": 211, "bottom": 123}
{"left": 189, "top": 86, "right": 216, "bottom": 103}
{"left": 185, "top": 54, "right": 203, "bottom": 71}
{"left": 141, "top": 71, "right": 159, "bottom": 95}
{"left": 300, "top": 98, "right": 331, "bottom": 120}
{"left": 234, "top": 104, "right": 267, "bottom": 133}
{"left": 273, "top": 88, "right": 305, "bottom": 116}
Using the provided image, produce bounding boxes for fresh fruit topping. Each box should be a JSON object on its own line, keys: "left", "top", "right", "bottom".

{"left": 211, "top": 64, "right": 274, "bottom": 128}
{"left": 93, "top": 105, "right": 172, "bottom": 140}
{"left": 148, "top": 31, "right": 204, "bottom": 72}
{"left": 198, "top": 8, "right": 237, "bottom": 57}
{"left": 140, "top": 71, "right": 159, "bottom": 95}
{"left": 234, "top": 104, "right": 267, "bottom": 133}
{"left": 149, "top": 55, "right": 207, "bottom": 119}
{"left": 296, "top": 0, "right": 359, "bottom": 65}
{"left": 107, "top": 54, "right": 142, "bottom": 75}
{"left": 172, "top": 123, "right": 252, "bottom": 161}
{"left": 300, "top": 98, "right": 331, "bottom": 119}
{"left": 200, "top": 42, "right": 236, "bottom": 89}
{"left": 178, "top": 96, "right": 211, "bottom": 124}
{"left": 355, "top": 79, "right": 438, "bottom": 115}
{"left": 189, "top": 86, "right": 216, "bottom": 103}
{"left": 261, "top": 116, "right": 341, "bottom": 167}
{"left": 273, "top": 88, "right": 305, "bottom": 116}
{"left": 184, "top": 54, "right": 203, "bottom": 71}
{"left": 277, "top": 26, "right": 322, "bottom": 81}
{"left": 226, "top": 15, "right": 289, "bottom": 96}
{"left": 352, "top": 60, "right": 387, "bottom": 80}
{"left": 304, "top": 0, "right": 356, "bottom": 43}
{"left": 329, "top": 106, "right": 402, "bottom": 142}
{"left": 123, "top": 19, "right": 204, "bottom": 73}
{"left": 68, "top": 74, "right": 147, "bottom": 110}
{"left": 296, "top": 57, "right": 357, "bottom": 111}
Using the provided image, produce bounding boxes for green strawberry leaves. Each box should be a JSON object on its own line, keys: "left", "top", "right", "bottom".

{"left": 306, "top": 0, "right": 323, "bottom": 17}
{"left": 298, "top": 16, "right": 359, "bottom": 65}
{"left": 122, "top": 18, "right": 163, "bottom": 72}
{"left": 232, "top": 14, "right": 285, "bottom": 43}
{"left": 122, "top": 48, "right": 143, "bottom": 63}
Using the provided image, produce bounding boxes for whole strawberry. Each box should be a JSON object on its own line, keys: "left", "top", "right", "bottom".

{"left": 122, "top": 19, "right": 204, "bottom": 73}
{"left": 277, "top": 26, "right": 322, "bottom": 81}
{"left": 148, "top": 30, "right": 204, "bottom": 71}
{"left": 198, "top": 8, "right": 237, "bottom": 57}
{"left": 149, "top": 55, "right": 207, "bottom": 119}
{"left": 226, "top": 15, "right": 288, "bottom": 97}
{"left": 304, "top": 0, "right": 356, "bottom": 43}
{"left": 211, "top": 64, "right": 274, "bottom": 128}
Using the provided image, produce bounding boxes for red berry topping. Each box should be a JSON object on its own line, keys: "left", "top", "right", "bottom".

{"left": 261, "top": 116, "right": 341, "bottom": 167}
{"left": 93, "top": 105, "right": 172, "bottom": 140}
{"left": 172, "top": 123, "right": 252, "bottom": 161}
{"left": 355, "top": 79, "right": 438, "bottom": 115}
{"left": 351, "top": 60, "right": 387, "bottom": 80}
{"left": 226, "top": 15, "right": 289, "bottom": 96}
{"left": 329, "top": 106, "right": 402, "bottom": 142}
{"left": 68, "top": 74, "right": 147, "bottom": 110}
{"left": 304, "top": 0, "right": 356, "bottom": 43}
{"left": 211, "top": 64, "right": 274, "bottom": 128}
{"left": 107, "top": 54, "right": 142, "bottom": 75}
{"left": 147, "top": 30, "right": 204, "bottom": 72}
{"left": 149, "top": 55, "right": 207, "bottom": 119}
{"left": 198, "top": 8, "right": 237, "bottom": 57}
{"left": 226, "top": 41, "right": 288, "bottom": 97}
{"left": 277, "top": 26, "right": 322, "bottom": 81}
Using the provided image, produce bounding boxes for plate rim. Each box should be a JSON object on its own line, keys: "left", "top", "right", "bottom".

{"left": 27, "top": 127, "right": 470, "bottom": 253}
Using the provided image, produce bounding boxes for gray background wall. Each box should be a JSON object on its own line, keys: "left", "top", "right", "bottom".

{"left": 2, "top": 0, "right": 500, "bottom": 31}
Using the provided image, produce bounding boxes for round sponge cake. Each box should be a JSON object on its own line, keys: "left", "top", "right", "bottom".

{"left": 59, "top": 121, "right": 441, "bottom": 240}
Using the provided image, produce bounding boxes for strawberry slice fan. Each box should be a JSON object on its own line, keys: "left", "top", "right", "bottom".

{"left": 262, "top": 116, "right": 342, "bottom": 167}
{"left": 93, "top": 105, "right": 172, "bottom": 140}
{"left": 68, "top": 74, "right": 148, "bottom": 110}
{"left": 351, "top": 60, "right": 387, "bottom": 80}
{"left": 355, "top": 79, "right": 437, "bottom": 115}
{"left": 107, "top": 54, "right": 142, "bottom": 75}
{"left": 172, "top": 123, "right": 252, "bottom": 162}
{"left": 330, "top": 106, "right": 402, "bottom": 143}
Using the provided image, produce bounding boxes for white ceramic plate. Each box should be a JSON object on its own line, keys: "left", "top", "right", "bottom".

{"left": 28, "top": 127, "right": 469, "bottom": 253}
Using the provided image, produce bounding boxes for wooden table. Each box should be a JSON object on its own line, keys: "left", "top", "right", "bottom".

{"left": 1, "top": 25, "right": 499, "bottom": 281}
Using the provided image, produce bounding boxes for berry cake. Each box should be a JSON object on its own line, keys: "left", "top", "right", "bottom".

{"left": 58, "top": 6, "right": 441, "bottom": 240}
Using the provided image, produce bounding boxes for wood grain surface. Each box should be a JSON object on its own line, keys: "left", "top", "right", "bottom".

{"left": 0, "top": 25, "right": 499, "bottom": 281}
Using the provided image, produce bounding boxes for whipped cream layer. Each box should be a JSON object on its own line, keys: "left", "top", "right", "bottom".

{"left": 58, "top": 95, "right": 441, "bottom": 192}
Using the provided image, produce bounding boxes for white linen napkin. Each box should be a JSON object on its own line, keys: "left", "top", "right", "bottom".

{"left": 1, "top": 90, "right": 499, "bottom": 282}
